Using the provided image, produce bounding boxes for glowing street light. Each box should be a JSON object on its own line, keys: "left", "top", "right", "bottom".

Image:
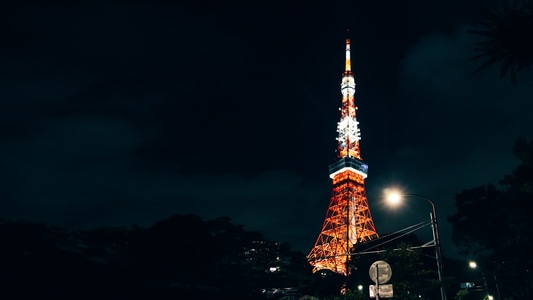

{"left": 384, "top": 189, "right": 447, "bottom": 300}
{"left": 469, "top": 260, "right": 500, "bottom": 300}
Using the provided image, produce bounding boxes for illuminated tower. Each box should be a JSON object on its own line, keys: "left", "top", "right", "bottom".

{"left": 307, "top": 38, "right": 379, "bottom": 276}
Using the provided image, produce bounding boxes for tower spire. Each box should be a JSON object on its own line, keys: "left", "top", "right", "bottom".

{"left": 337, "top": 36, "right": 360, "bottom": 159}
{"left": 307, "top": 35, "right": 379, "bottom": 276}
{"left": 345, "top": 38, "right": 352, "bottom": 73}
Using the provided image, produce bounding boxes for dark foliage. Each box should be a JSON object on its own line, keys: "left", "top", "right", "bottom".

{"left": 376, "top": 243, "right": 436, "bottom": 300}
{"left": 448, "top": 138, "right": 533, "bottom": 298}
{"left": 468, "top": 0, "right": 533, "bottom": 84}
{"left": 0, "top": 214, "right": 313, "bottom": 300}
{"left": 346, "top": 233, "right": 458, "bottom": 300}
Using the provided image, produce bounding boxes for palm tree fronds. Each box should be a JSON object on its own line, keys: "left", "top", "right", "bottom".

{"left": 468, "top": 0, "right": 533, "bottom": 84}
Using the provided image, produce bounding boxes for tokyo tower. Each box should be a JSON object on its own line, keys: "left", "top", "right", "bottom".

{"left": 307, "top": 38, "right": 379, "bottom": 276}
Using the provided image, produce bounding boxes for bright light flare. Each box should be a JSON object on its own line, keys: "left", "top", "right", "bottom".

{"left": 469, "top": 261, "right": 477, "bottom": 269}
{"left": 384, "top": 188, "right": 404, "bottom": 207}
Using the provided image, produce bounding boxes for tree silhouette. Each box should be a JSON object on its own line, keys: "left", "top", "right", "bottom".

{"left": 448, "top": 138, "right": 533, "bottom": 298}
{"left": 0, "top": 214, "right": 313, "bottom": 300}
{"left": 468, "top": 0, "right": 533, "bottom": 84}
{"left": 380, "top": 242, "right": 438, "bottom": 300}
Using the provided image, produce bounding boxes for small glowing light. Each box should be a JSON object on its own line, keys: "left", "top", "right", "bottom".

{"left": 357, "top": 285, "right": 363, "bottom": 291}
{"left": 469, "top": 261, "right": 477, "bottom": 269}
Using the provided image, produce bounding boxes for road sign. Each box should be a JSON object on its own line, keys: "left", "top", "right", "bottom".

{"left": 369, "top": 284, "right": 394, "bottom": 298}
{"left": 369, "top": 260, "right": 392, "bottom": 284}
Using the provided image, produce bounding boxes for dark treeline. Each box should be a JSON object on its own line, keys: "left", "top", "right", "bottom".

{"left": 0, "top": 212, "right": 451, "bottom": 300}
{"left": 1, "top": 208, "right": 525, "bottom": 300}
{"left": 0, "top": 214, "right": 314, "bottom": 300}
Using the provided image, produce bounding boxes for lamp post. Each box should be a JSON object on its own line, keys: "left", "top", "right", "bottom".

{"left": 469, "top": 261, "right": 500, "bottom": 300}
{"left": 386, "top": 191, "right": 447, "bottom": 300}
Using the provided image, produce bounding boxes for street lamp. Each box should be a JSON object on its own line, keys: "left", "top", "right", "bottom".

{"left": 469, "top": 261, "right": 500, "bottom": 300}
{"left": 385, "top": 190, "right": 447, "bottom": 300}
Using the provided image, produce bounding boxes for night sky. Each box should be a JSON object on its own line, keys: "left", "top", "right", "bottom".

{"left": 2, "top": 1, "right": 532, "bottom": 258}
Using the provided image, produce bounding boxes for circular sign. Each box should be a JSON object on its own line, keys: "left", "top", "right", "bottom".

{"left": 369, "top": 260, "right": 392, "bottom": 284}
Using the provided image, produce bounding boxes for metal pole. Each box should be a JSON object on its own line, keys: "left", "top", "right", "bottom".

{"left": 493, "top": 274, "right": 501, "bottom": 300}
{"left": 482, "top": 272, "right": 490, "bottom": 299}
{"left": 430, "top": 211, "right": 447, "bottom": 300}
{"left": 408, "top": 194, "right": 447, "bottom": 300}
{"left": 375, "top": 263, "right": 380, "bottom": 300}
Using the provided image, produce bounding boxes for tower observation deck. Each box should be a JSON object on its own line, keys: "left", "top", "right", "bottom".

{"left": 307, "top": 37, "right": 379, "bottom": 276}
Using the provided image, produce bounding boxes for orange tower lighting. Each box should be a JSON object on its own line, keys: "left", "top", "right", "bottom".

{"left": 307, "top": 37, "right": 379, "bottom": 276}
